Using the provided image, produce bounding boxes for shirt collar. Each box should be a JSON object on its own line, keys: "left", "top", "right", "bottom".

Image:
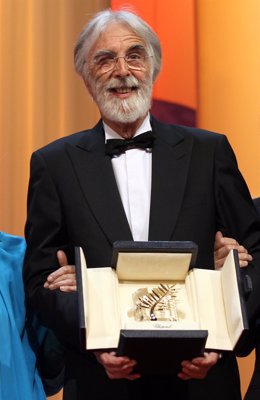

{"left": 103, "top": 114, "right": 152, "bottom": 142}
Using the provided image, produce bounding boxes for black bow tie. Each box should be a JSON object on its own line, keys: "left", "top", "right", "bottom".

{"left": 105, "top": 131, "right": 154, "bottom": 157}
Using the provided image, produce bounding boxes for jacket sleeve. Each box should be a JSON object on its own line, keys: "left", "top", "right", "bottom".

{"left": 214, "top": 134, "right": 260, "bottom": 324}
{"left": 23, "top": 150, "right": 81, "bottom": 350}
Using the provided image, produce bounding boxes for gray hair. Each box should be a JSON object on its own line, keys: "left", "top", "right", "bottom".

{"left": 74, "top": 9, "right": 162, "bottom": 82}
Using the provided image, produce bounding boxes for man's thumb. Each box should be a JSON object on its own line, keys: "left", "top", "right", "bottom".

{"left": 57, "top": 250, "right": 68, "bottom": 267}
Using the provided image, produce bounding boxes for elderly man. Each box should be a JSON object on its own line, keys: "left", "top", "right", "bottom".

{"left": 23, "top": 9, "right": 260, "bottom": 400}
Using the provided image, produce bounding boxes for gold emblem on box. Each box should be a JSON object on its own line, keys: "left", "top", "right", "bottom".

{"left": 132, "top": 284, "right": 179, "bottom": 322}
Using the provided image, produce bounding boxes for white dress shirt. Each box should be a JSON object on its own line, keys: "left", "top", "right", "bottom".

{"left": 104, "top": 115, "right": 152, "bottom": 241}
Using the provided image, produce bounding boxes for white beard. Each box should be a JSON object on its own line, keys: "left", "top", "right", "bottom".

{"left": 89, "top": 75, "right": 152, "bottom": 123}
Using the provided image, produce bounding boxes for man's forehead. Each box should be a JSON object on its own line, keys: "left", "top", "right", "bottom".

{"left": 105, "top": 33, "right": 139, "bottom": 40}
{"left": 93, "top": 23, "right": 145, "bottom": 49}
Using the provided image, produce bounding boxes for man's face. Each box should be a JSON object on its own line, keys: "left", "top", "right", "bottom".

{"left": 86, "top": 22, "right": 153, "bottom": 125}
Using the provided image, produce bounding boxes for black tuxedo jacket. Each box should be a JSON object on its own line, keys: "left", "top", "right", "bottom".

{"left": 23, "top": 117, "right": 260, "bottom": 400}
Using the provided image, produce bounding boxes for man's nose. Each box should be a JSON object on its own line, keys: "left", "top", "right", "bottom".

{"left": 113, "top": 57, "right": 130, "bottom": 76}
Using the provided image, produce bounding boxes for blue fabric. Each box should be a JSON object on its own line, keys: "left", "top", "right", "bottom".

{"left": 0, "top": 232, "right": 46, "bottom": 400}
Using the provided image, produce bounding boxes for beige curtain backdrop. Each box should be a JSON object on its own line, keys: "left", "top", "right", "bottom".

{"left": 197, "top": 0, "right": 260, "bottom": 198}
{"left": 0, "top": 0, "right": 109, "bottom": 236}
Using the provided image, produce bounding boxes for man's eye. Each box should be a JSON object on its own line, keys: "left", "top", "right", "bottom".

{"left": 127, "top": 53, "right": 142, "bottom": 61}
{"left": 95, "top": 56, "right": 114, "bottom": 66}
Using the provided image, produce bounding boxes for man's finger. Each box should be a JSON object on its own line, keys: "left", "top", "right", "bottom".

{"left": 57, "top": 249, "right": 68, "bottom": 267}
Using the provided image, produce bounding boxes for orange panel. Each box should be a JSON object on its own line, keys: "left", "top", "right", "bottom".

{"left": 111, "top": 0, "right": 197, "bottom": 110}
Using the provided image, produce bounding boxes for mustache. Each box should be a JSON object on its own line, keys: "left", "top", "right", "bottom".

{"left": 104, "top": 76, "right": 140, "bottom": 90}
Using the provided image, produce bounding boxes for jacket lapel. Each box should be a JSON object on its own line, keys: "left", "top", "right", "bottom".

{"left": 65, "top": 118, "right": 193, "bottom": 244}
{"left": 65, "top": 122, "right": 133, "bottom": 245}
{"left": 149, "top": 118, "right": 193, "bottom": 240}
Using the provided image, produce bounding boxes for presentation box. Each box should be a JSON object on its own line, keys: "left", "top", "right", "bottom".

{"left": 75, "top": 241, "right": 248, "bottom": 374}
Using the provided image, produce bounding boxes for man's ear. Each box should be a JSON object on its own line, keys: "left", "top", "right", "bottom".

{"left": 83, "top": 77, "right": 91, "bottom": 93}
{"left": 83, "top": 78, "right": 95, "bottom": 102}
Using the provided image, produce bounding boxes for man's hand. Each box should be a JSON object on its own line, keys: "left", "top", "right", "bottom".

{"left": 214, "top": 231, "right": 252, "bottom": 270}
{"left": 94, "top": 351, "right": 141, "bottom": 380}
{"left": 178, "top": 352, "right": 220, "bottom": 380}
{"left": 44, "top": 250, "right": 77, "bottom": 292}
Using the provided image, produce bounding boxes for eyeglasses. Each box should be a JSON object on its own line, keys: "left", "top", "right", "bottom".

{"left": 92, "top": 52, "right": 153, "bottom": 74}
